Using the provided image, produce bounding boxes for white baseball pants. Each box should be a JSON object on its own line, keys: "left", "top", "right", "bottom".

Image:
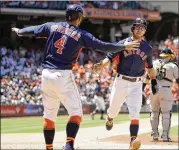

{"left": 107, "top": 75, "right": 142, "bottom": 120}
{"left": 41, "top": 69, "right": 83, "bottom": 122}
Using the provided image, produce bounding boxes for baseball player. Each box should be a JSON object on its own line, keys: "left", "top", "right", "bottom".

{"left": 90, "top": 80, "right": 106, "bottom": 120}
{"left": 144, "top": 48, "right": 178, "bottom": 142}
{"left": 12, "top": 4, "right": 140, "bottom": 150}
{"left": 94, "top": 18, "right": 158, "bottom": 150}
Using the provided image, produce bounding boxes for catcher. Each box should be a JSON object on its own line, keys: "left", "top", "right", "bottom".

{"left": 143, "top": 47, "right": 178, "bottom": 142}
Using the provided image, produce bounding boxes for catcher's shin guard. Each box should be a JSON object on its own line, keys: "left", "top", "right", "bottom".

{"left": 150, "top": 111, "right": 160, "bottom": 141}
{"left": 161, "top": 111, "right": 172, "bottom": 142}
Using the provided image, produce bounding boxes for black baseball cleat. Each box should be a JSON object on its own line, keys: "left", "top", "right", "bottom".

{"left": 106, "top": 117, "right": 113, "bottom": 130}
{"left": 64, "top": 144, "right": 75, "bottom": 150}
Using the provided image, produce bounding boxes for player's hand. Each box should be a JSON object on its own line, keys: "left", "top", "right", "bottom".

{"left": 93, "top": 62, "right": 103, "bottom": 73}
{"left": 12, "top": 28, "right": 19, "bottom": 35}
{"left": 151, "top": 79, "right": 159, "bottom": 95}
{"left": 124, "top": 40, "right": 140, "bottom": 50}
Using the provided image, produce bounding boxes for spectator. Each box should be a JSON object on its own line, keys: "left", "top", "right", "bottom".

{"left": 1, "top": 36, "right": 178, "bottom": 106}
{"left": 1, "top": 1, "right": 157, "bottom": 11}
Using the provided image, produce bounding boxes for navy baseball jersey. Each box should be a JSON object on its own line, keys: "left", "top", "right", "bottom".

{"left": 107, "top": 37, "right": 153, "bottom": 77}
{"left": 18, "top": 22, "right": 126, "bottom": 70}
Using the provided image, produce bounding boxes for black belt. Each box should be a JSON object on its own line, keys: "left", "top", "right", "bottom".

{"left": 117, "top": 74, "right": 141, "bottom": 82}
{"left": 162, "top": 86, "right": 170, "bottom": 88}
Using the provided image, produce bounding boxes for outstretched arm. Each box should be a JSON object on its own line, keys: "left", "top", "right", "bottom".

{"left": 12, "top": 26, "right": 37, "bottom": 37}
{"left": 12, "top": 23, "right": 51, "bottom": 38}
{"left": 82, "top": 32, "right": 140, "bottom": 53}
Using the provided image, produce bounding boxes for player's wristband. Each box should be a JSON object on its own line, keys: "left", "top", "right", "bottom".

{"left": 151, "top": 79, "right": 158, "bottom": 94}
{"left": 151, "top": 79, "right": 157, "bottom": 85}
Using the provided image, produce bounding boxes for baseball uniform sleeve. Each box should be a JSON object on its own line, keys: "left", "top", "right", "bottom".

{"left": 173, "top": 64, "right": 179, "bottom": 79}
{"left": 146, "top": 55, "right": 153, "bottom": 68}
{"left": 145, "top": 47, "right": 153, "bottom": 68}
{"left": 18, "top": 26, "right": 38, "bottom": 36}
{"left": 106, "top": 52, "right": 119, "bottom": 62}
{"left": 18, "top": 23, "right": 52, "bottom": 37}
{"left": 34, "top": 23, "right": 52, "bottom": 38}
{"left": 106, "top": 40, "right": 125, "bottom": 62}
{"left": 82, "top": 31, "right": 125, "bottom": 53}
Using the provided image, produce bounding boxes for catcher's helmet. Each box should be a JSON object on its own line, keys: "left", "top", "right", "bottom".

{"left": 131, "top": 18, "right": 148, "bottom": 31}
{"left": 66, "top": 4, "right": 84, "bottom": 21}
{"left": 159, "top": 47, "right": 174, "bottom": 58}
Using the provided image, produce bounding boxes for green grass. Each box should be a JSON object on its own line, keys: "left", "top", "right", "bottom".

{"left": 169, "top": 126, "right": 178, "bottom": 136}
{"left": 1, "top": 113, "right": 150, "bottom": 134}
{"left": 1, "top": 113, "right": 178, "bottom": 134}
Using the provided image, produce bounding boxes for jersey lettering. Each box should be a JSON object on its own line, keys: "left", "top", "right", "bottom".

{"left": 123, "top": 49, "right": 147, "bottom": 60}
{"left": 156, "top": 66, "right": 166, "bottom": 80}
{"left": 54, "top": 36, "right": 67, "bottom": 54}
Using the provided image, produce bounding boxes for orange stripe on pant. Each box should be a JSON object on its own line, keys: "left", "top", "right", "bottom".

{"left": 46, "top": 144, "right": 53, "bottom": 149}
{"left": 46, "top": 144, "right": 53, "bottom": 146}
{"left": 44, "top": 118, "right": 55, "bottom": 129}
{"left": 131, "top": 119, "right": 139, "bottom": 125}
{"left": 68, "top": 116, "right": 82, "bottom": 125}
{"left": 66, "top": 137, "right": 75, "bottom": 143}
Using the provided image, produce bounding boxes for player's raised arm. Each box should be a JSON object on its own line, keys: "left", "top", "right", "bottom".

{"left": 82, "top": 32, "right": 140, "bottom": 53}
{"left": 12, "top": 23, "right": 51, "bottom": 38}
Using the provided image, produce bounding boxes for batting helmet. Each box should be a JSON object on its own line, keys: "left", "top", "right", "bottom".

{"left": 131, "top": 18, "right": 148, "bottom": 31}
{"left": 66, "top": 4, "right": 84, "bottom": 21}
{"left": 159, "top": 47, "right": 174, "bottom": 58}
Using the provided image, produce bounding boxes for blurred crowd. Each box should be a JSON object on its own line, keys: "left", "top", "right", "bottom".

{"left": 1, "top": 1, "right": 159, "bottom": 11}
{"left": 150, "top": 36, "right": 179, "bottom": 60}
{"left": 1, "top": 36, "right": 178, "bottom": 106}
{"left": 0, "top": 46, "right": 112, "bottom": 106}
{"left": 1, "top": 47, "right": 43, "bottom": 105}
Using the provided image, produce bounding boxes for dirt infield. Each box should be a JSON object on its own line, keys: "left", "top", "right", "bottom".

{"left": 100, "top": 134, "right": 178, "bottom": 146}
{"left": 1, "top": 116, "right": 178, "bottom": 149}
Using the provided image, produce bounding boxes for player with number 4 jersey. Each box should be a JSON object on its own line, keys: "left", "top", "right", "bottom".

{"left": 12, "top": 4, "right": 140, "bottom": 150}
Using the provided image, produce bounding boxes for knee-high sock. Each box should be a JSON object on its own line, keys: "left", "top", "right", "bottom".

{"left": 43, "top": 118, "right": 55, "bottom": 150}
{"left": 66, "top": 116, "right": 82, "bottom": 148}
{"left": 130, "top": 119, "right": 139, "bottom": 142}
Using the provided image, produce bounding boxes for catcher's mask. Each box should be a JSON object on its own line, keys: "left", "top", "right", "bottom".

{"left": 159, "top": 47, "right": 175, "bottom": 60}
